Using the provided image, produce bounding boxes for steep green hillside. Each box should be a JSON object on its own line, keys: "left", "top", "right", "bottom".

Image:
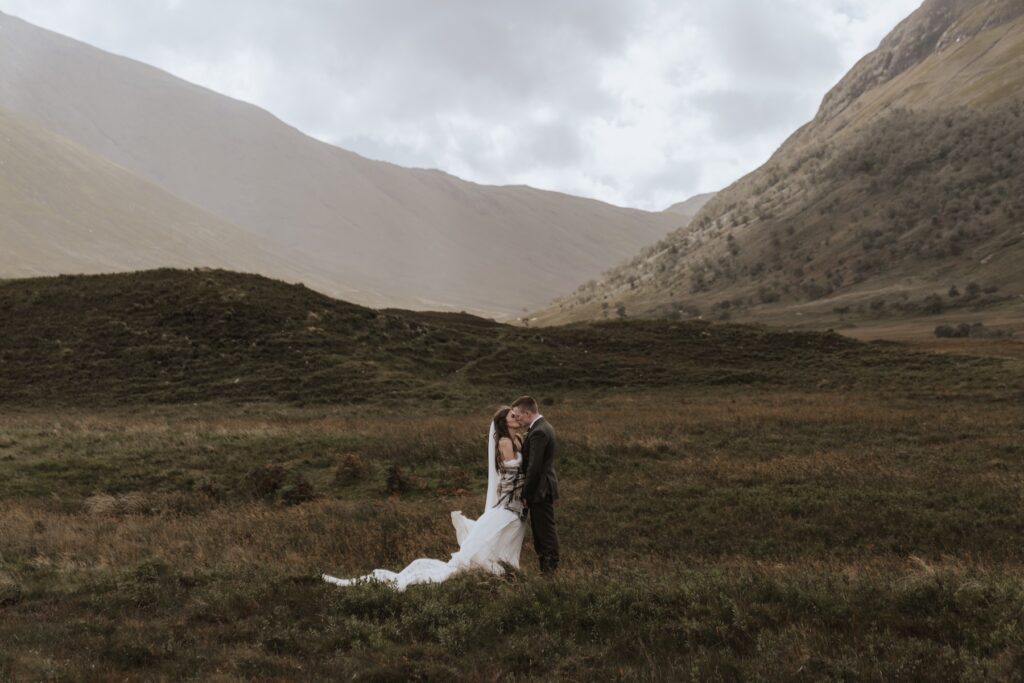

{"left": 539, "top": 0, "right": 1024, "bottom": 335}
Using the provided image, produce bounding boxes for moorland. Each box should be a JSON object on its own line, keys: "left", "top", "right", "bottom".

{"left": 2, "top": 269, "right": 1024, "bottom": 681}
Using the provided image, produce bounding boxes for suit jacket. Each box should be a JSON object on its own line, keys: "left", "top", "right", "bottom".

{"left": 521, "top": 417, "right": 559, "bottom": 503}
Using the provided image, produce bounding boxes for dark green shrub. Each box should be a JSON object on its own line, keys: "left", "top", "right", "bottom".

{"left": 385, "top": 464, "right": 410, "bottom": 495}
{"left": 279, "top": 472, "right": 316, "bottom": 506}
{"left": 241, "top": 464, "right": 287, "bottom": 500}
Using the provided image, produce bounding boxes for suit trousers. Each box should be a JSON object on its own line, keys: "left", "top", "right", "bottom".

{"left": 529, "top": 498, "right": 560, "bottom": 573}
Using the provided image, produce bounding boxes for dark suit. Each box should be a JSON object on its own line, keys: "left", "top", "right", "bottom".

{"left": 522, "top": 416, "right": 560, "bottom": 573}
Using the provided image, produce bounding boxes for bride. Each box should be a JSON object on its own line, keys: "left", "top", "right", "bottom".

{"left": 322, "top": 406, "right": 529, "bottom": 591}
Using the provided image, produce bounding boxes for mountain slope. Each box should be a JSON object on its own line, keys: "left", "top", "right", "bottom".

{"left": 663, "top": 192, "right": 716, "bottom": 221}
{"left": 0, "top": 10, "right": 680, "bottom": 316}
{"left": 0, "top": 106, "right": 354, "bottom": 297}
{"left": 539, "top": 0, "right": 1024, "bottom": 332}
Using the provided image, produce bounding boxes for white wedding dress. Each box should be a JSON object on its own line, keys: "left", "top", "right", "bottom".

{"left": 322, "top": 423, "right": 528, "bottom": 591}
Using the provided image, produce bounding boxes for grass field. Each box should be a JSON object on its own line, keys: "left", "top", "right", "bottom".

{"left": 2, "top": 271, "right": 1024, "bottom": 680}
{"left": 3, "top": 387, "right": 1024, "bottom": 681}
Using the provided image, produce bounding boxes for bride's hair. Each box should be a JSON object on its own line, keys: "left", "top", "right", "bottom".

{"left": 492, "top": 406, "right": 513, "bottom": 470}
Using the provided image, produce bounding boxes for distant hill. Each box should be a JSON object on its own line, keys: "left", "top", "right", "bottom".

{"left": 0, "top": 107, "right": 353, "bottom": 297}
{"left": 0, "top": 269, "right": 984, "bottom": 406}
{"left": 0, "top": 10, "right": 679, "bottom": 317}
{"left": 538, "top": 0, "right": 1024, "bottom": 335}
{"left": 663, "top": 192, "right": 716, "bottom": 222}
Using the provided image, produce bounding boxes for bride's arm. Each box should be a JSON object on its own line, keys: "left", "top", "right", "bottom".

{"left": 498, "top": 437, "right": 517, "bottom": 462}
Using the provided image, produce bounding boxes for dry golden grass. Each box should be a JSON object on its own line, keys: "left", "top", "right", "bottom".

{"left": 3, "top": 386, "right": 1024, "bottom": 679}
{"left": 0, "top": 498, "right": 458, "bottom": 573}
{"left": 3, "top": 389, "right": 1022, "bottom": 565}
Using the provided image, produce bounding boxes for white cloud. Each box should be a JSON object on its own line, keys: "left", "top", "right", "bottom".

{"left": 0, "top": 0, "right": 922, "bottom": 209}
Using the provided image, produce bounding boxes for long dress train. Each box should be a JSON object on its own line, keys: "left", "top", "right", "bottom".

{"left": 323, "top": 428, "right": 527, "bottom": 592}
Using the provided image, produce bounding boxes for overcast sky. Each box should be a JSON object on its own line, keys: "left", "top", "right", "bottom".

{"left": 1, "top": 0, "right": 921, "bottom": 210}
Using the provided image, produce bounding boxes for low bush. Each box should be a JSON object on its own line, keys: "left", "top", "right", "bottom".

{"left": 241, "top": 464, "right": 287, "bottom": 500}
{"left": 334, "top": 453, "right": 368, "bottom": 485}
{"left": 934, "top": 322, "right": 1015, "bottom": 339}
{"left": 385, "top": 464, "right": 411, "bottom": 495}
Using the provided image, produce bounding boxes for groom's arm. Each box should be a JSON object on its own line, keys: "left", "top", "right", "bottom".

{"left": 522, "top": 429, "right": 549, "bottom": 501}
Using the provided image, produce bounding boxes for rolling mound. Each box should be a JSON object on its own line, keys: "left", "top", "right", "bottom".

{"left": 0, "top": 269, "right": 1013, "bottom": 405}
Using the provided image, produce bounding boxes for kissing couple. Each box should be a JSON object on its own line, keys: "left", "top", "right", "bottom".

{"left": 323, "top": 396, "right": 560, "bottom": 591}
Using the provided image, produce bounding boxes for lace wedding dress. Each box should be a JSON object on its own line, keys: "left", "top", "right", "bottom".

{"left": 322, "top": 423, "right": 527, "bottom": 591}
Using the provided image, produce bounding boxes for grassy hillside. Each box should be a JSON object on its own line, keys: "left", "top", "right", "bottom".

{"left": 2, "top": 269, "right": 1024, "bottom": 678}
{"left": 662, "top": 191, "right": 716, "bottom": 221}
{"left": 1, "top": 269, "right": 1016, "bottom": 406}
{"left": 539, "top": 0, "right": 1024, "bottom": 337}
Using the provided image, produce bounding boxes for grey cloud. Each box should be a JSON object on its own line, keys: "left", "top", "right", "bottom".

{"left": 0, "top": 0, "right": 921, "bottom": 209}
{"left": 633, "top": 161, "right": 706, "bottom": 210}
{"left": 693, "top": 89, "right": 821, "bottom": 142}
{"left": 507, "top": 120, "right": 589, "bottom": 171}
{"left": 692, "top": 0, "right": 845, "bottom": 83}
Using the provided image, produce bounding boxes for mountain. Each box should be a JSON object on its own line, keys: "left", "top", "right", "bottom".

{"left": 0, "top": 268, "right": 980, "bottom": 406}
{"left": 0, "top": 10, "right": 680, "bottom": 317}
{"left": 538, "top": 0, "right": 1024, "bottom": 335}
{"left": 663, "top": 192, "right": 716, "bottom": 221}
{"left": 0, "top": 106, "right": 353, "bottom": 296}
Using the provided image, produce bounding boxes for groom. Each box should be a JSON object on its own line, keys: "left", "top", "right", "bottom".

{"left": 511, "top": 396, "right": 560, "bottom": 574}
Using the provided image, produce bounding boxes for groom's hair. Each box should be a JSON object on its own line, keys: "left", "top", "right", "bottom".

{"left": 511, "top": 396, "right": 539, "bottom": 414}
